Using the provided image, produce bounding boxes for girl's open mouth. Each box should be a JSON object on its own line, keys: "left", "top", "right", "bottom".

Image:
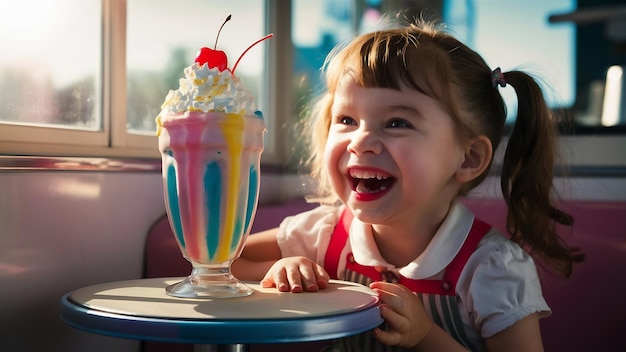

{"left": 348, "top": 168, "right": 396, "bottom": 200}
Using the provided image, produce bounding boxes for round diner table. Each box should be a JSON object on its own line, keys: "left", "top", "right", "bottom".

{"left": 60, "top": 277, "right": 383, "bottom": 351}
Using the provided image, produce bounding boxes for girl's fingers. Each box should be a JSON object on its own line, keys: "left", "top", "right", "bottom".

{"left": 316, "top": 264, "right": 330, "bottom": 288}
{"left": 298, "top": 264, "right": 320, "bottom": 292}
{"left": 370, "top": 282, "right": 432, "bottom": 348}
{"left": 371, "top": 287, "right": 404, "bottom": 312}
{"left": 261, "top": 258, "right": 331, "bottom": 293}
{"left": 285, "top": 267, "right": 304, "bottom": 292}
{"left": 262, "top": 267, "right": 290, "bottom": 291}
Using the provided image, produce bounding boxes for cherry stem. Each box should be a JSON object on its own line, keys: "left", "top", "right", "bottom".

{"left": 232, "top": 33, "right": 274, "bottom": 74}
{"left": 214, "top": 14, "right": 232, "bottom": 50}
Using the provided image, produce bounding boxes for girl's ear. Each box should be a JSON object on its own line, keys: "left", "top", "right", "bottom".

{"left": 456, "top": 135, "right": 493, "bottom": 183}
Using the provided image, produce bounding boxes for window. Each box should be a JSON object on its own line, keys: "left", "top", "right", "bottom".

{"left": 0, "top": 0, "right": 105, "bottom": 148}
{"left": 0, "top": 0, "right": 101, "bottom": 130}
{"left": 444, "top": 0, "right": 576, "bottom": 124}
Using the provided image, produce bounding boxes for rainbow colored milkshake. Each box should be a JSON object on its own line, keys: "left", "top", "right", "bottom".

{"left": 156, "top": 61, "right": 266, "bottom": 298}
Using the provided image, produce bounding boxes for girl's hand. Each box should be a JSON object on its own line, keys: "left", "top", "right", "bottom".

{"left": 369, "top": 281, "right": 433, "bottom": 349}
{"left": 261, "top": 256, "right": 330, "bottom": 293}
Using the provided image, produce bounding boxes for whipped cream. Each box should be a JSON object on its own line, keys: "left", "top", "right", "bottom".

{"left": 156, "top": 63, "right": 259, "bottom": 127}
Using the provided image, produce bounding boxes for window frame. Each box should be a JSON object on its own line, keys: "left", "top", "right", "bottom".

{"left": 108, "top": 0, "right": 159, "bottom": 156}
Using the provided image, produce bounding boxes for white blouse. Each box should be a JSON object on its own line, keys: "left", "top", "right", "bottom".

{"left": 276, "top": 202, "right": 550, "bottom": 341}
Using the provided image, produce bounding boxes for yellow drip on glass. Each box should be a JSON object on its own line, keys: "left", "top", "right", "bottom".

{"left": 216, "top": 113, "right": 245, "bottom": 262}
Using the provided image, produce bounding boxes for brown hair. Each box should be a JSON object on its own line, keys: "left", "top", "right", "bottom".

{"left": 303, "top": 20, "right": 582, "bottom": 278}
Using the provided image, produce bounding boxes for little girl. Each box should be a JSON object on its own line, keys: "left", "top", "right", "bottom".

{"left": 233, "top": 20, "right": 582, "bottom": 352}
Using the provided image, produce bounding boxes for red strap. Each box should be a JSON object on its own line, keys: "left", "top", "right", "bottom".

{"left": 324, "top": 208, "right": 353, "bottom": 279}
{"left": 398, "top": 217, "right": 491, "bottom": 294}
{"left": 442, "top": 218, "right": 491, "bottom": 289}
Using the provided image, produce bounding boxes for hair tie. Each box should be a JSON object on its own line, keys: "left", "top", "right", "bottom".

{"left": 491, "top": 67, "right": 506, "bottom": 88}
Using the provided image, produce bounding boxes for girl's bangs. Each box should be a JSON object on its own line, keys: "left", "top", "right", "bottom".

{"left": 326, "top": 30, "right": 446, "bottom": 100}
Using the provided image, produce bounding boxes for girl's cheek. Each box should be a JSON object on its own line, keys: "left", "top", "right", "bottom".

{"left": 325, "top": 155, "right": 342, "bottom": 181}
{"left": 323, "top": 139, "right": 349, "bottom": 192}
{"left": 322, "top": 143, "right": 337, "bottom": 175}
{"left": 323, "top": 134, "right": 341, "bottom": 162}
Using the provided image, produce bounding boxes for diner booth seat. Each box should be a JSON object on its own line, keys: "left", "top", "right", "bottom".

{"left": 145, "top": 197, "right": 626, "bottom": 352}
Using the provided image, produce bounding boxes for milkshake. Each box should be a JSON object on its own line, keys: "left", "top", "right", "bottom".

{"left": 156, "top": 19, "right": 270, "bottom": 298}
{"left": 159, "top": 111, "right": 264, "bottom": 265}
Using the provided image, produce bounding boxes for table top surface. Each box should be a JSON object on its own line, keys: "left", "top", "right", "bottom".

{"left": 60, "top": 277, "right": 384, "bottom": 344}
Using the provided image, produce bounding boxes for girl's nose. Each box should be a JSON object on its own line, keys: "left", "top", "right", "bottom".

{"left": 347, "top": 128, "right": 383, "bottom": 155}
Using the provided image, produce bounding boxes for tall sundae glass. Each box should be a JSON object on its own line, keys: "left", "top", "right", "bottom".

{"left": 155, "top": 20, "right": 270, "bottom": 298}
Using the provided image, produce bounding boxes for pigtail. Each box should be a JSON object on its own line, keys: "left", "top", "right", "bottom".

{"left": 501, "top": 71, "right": 583, "bottom": 278}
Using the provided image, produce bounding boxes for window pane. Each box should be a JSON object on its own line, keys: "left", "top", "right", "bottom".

{"left": 0, "top": 0, "right": 101, "bottom": 130}
{"left": 444, "top": 0, "right": 576, "bottom": 124}
{"left": 126, "top": 0, "right": 266, "bottom": 135}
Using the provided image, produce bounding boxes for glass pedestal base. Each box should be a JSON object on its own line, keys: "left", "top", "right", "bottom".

{"left": 165, "top": 264, "right": 254, "bottom": 299}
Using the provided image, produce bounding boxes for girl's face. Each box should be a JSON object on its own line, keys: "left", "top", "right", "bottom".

{"left": 324, "top": 75, "right": 467, "bottom": 228}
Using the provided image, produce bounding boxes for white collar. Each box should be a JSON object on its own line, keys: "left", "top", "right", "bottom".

{"left": 348, "top": 202, "right": 475, "bottom": 279}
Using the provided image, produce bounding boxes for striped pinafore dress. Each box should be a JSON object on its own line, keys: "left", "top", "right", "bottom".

{"left": 323, "top": 209, "right": 491, "bottom": 352}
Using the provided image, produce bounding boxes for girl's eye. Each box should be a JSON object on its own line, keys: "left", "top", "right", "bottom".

{"left": 339, "top": 116, "right": 357, "bottom": 125}
{"left": 386, "top": 118, "right": 412, "bottom": 128}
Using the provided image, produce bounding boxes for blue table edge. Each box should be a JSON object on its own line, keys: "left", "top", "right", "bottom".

{"left": 59, "top": 293, "right": 384, "bottom": 344}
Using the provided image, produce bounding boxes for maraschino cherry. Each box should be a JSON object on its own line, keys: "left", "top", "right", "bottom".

{"left": 195, "top": 15, "right": 231, "bottom": 71}
{"left": 194, "top": 14, "right": 273, "bottom": 74}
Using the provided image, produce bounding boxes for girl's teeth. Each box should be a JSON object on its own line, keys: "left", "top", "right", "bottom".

{"left": 350, "top": 170, "right": 388, "bottom": 180}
